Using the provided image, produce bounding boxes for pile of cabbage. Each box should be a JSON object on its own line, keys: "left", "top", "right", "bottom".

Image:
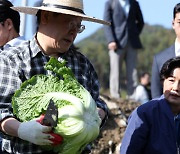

{"left": 12, "top": 57, "right": 101, "bottom": 154}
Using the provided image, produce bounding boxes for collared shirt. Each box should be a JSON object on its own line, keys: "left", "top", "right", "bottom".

{"left": 0, "top": 36, "right": 108, "bottom": 153}
{"left": 175, "top": 38, "right": 180, "bottom": 57}
{"left": 119, "top": 0, "right": 130, "bottom": 17}
{"left": 0, "top": 36, "right": 25, "bottom": 52}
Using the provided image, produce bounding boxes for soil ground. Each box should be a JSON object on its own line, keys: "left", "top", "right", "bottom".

{"left": 90, "top": 94, "right": 141, "bottom": 154}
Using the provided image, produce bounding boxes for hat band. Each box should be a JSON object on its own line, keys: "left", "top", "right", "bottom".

{"left": 42, "top": 3, "right": 85, "bottom": 14}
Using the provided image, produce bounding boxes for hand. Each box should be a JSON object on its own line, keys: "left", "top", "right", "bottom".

{"left": 18, "top": 118, "right": 53, "bottom": 145}
{"left": 37, "top": 115, "right": 63, "bottom": 145}
{"left": 108, "top": 42, "right": 117, "bottom": 51}
{"left": 18, "top": 115, "right": 63, "bottom": 145}
{"left": 97, "top": 108, "right": 106, "bottom": 120}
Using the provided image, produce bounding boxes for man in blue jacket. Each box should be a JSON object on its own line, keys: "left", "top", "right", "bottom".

{"left": 103, "top": 0, "right": 144, "bottom": 99}
{"left": 120, "top": 56, "right": 180, "bottom": 154}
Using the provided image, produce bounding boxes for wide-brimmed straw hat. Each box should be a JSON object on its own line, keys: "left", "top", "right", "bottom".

{"left": 12, "top": 0, "right": 110, "bottom": 25}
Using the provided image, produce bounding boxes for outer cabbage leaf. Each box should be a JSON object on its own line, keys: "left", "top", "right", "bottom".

{"left": 12, "top": 57, "right": 101, "bottom": 154}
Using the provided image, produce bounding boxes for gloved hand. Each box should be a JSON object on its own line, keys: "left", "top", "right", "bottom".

{"left": 18, "top": 115, "right": 63, "bottom": 145}
{"left": 37, "top": 114, "right": 63, "bottom": 145}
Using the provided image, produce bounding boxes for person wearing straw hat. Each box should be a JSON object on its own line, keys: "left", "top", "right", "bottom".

{"left": 0, "top": 0, "right": 110, "bottom": 153}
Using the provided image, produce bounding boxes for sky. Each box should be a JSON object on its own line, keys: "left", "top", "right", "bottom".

{"left": 10, "top": 0, "right": 180, "bottom": 43}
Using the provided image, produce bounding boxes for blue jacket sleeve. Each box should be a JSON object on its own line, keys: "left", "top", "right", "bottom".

{"left": 120, "top": 107, "right": 149, "bottom": 154}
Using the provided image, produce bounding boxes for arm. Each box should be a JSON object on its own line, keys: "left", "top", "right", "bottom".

{"left": 96, "top": 98, "right": 108, "bottom": 128}
{"left": 135, "top": 1, "right": 144, "bottom": 34}
{"left": 0, "top": 56, "right": 61, "bottom": 145}
{"left": 0, "top": 118, "right": 20, "bottom": 137}
{"left": 0, "top": 56, "right": 22, "bottom": 136}
{"left": 120, "top": 107, "right": 149, "bottom": 154}
{"left": 88, "top": 61, "right": 108, "bottom": 127}
{"left": 103, "top": 1, "right": 116, "bottom": 44}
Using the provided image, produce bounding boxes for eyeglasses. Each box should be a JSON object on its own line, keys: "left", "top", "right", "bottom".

{"left": 68, "top": 22, "right": 85, "bottom": 33}
{"left": 77, "top": 24, "right": 85, "bottom": 33}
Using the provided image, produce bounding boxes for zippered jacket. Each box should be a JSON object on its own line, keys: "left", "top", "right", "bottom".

{"left": 120, "top": 96, "right": 178, "bottom": 154}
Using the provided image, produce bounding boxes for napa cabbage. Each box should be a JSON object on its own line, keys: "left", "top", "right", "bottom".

{"left": 12, "top": 57, "right": 101, "bottom": 154}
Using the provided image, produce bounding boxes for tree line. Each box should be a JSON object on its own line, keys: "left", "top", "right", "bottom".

{"left": 76, "top": 24, "right": 175, "bottom": 92}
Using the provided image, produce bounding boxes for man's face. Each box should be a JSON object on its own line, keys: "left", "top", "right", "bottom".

{"left": 163, "top": 68, "right": 180, "bottom": 112}
{"left": 0, "top": 20, "right": 9, "bottom": 47}
{"left": 173, "top": 12, "right": 180, "bottom": 41}
{"left": 39, "top": 12, "right": 83, "bottom": 54}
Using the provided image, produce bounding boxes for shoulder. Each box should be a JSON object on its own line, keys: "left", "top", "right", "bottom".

{"left": 136, "top": 85, "right": 145, "bottom": 91}
{"left": 155, "top": 45, "right": 175, "bottom": 58}
{"left": 104, "top": 0, "right": 112, "bottom": 7}
{"left": 69, "top": 49, "right": 90, "bottom": 63}
{"left": 0, "top": 40, "right": 30, "bottom": 63}
{"left": 135, "top": 99, "right": 163, "bottom": 118}
{"left": 68, "top": 48, "right": 96, "bottom": 72}
{"left": 130, "top": 0, "right": 140, "bottom": 5}
{"left": 71, "top": 49, "right": 93, "bottom": 64}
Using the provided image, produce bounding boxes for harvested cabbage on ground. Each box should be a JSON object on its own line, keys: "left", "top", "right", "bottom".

{"left": 12, "top": 57, "right": 101, "bottom": 154}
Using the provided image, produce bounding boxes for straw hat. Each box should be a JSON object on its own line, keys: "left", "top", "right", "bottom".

{"left": 12, "top": 0, "right": 110, "bottom": 25}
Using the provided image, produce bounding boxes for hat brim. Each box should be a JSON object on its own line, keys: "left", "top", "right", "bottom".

{"left": 11, "top": 6, "right": 110, "bottom": 25}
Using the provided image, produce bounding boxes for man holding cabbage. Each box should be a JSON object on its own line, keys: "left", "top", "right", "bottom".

{"left": 0, "top": 0, "right": 110, "bottom": 153}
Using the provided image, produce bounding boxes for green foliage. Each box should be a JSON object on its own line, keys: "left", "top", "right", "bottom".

{"left": 76, "top": 24, "right": 176, "bottom": 92}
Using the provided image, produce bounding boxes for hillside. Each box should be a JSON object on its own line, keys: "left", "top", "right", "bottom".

{"left": 76, "top": 24, "right": 175, "bottom": 92}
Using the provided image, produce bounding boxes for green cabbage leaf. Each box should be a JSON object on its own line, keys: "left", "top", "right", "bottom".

{"left": 12, "top": 57, "right": 101, "bottom": 154}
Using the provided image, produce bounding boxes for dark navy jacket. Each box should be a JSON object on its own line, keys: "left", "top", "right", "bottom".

{"left": 120, "top": 96, "right": 178, "bottom": 154}
{"left": 103, "top": 0, "right": 144, "bottom": 49}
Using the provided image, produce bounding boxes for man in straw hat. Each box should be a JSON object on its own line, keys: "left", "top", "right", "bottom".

{"left": 0, "top": 0, "right": 110, "bottom": 153}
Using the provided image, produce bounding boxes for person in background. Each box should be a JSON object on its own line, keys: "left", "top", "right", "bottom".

{"left": 151, "top": 3, "right": 180, "bottom": 99}
{"left": 0, "top": 0, "right": 25, "bottom": 153}
{"left": 0, "top": 0, "right": 109, "bottom": 153}
{"left": 120, "top": 56, "right": 180, "bottom": 154}
{"left": 103, "top": 0, "right": 144, "bottom": 99}
{"left": 133, "top": 72, "right": 151, "bottom": 104}
{"left": 0, "top": 0, "right": 25, "bottom": 51}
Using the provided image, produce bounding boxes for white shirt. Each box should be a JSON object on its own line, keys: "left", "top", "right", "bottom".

{"left": 175, "top": 38, "right": 180, "bottom": 57}
{"left": 119, "top": 0, "right": 130, "bottom": 17}
{"left": 133, "top": 85, "right": 149, "bottom": 104}
{"left": 2, "top": 36, "right": 25, "bottom": 51}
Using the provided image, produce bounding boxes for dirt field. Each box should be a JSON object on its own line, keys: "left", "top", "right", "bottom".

{"left": 90, "top": 95, "right": 141, "bottom": 154}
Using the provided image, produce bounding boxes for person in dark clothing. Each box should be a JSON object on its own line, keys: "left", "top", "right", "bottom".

{"left": 103, "top": 0, "right": 144, "bottom": 99}
{"left": 120, "top": 56, "right": 180, "bottom": 154}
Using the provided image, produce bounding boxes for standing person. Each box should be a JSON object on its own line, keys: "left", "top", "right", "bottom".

{"left": 0, "top": 0, "right": 25, "bottom": 51}
{"left": 0, "top": 0, "right": 25, "bottom": 153}
{"left": 133, "top": 72, "right": 151, "bottom": 104}
{"left": 151, "top": 3, "right": 180, "bottom": 99}
{"left": 120, "top": 56, "right": 180, "bottom": 154}
{"left": 103, "top": 0, "right": 144, "bottom": 99}
{"left": 0, "top": 0, "right": 109, "bottom": 153}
